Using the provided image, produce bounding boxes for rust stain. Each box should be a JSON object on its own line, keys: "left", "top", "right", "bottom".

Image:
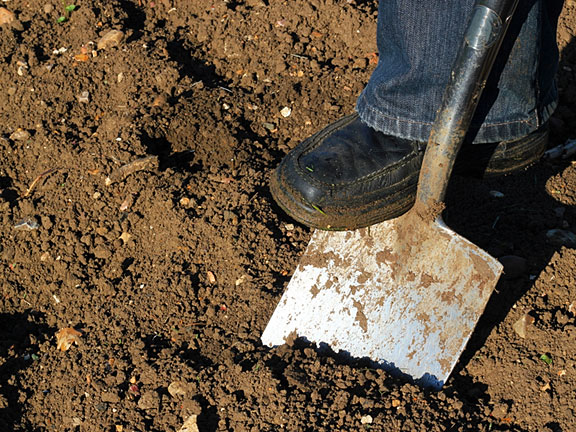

{"left": 405, "top": 271, "right": 416, "bottom": 282}
{"left": 357, "top": 271, "right": 373, "bottom": 284}
{"left": 419, "top": 273, "right": 439, "bottom": 288}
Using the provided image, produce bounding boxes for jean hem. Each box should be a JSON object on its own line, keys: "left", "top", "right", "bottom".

{"left": 356, "top": 91, "right": 557, "bottom": 144}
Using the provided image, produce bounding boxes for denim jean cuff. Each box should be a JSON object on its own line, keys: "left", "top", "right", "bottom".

{"left": 356, "top": 88, "right": 557, "bottom": 144}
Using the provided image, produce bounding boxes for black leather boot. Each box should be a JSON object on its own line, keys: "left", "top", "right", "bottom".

{"left": 270, "top": 113, "right": 548, "bottom": 230}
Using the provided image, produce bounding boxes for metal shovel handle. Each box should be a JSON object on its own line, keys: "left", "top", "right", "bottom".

{"left": 415, "top": 0, "right": 520, "bottom": 209}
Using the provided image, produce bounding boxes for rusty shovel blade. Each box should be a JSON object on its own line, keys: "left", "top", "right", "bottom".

{"left": 261, "top": 211, "right": 502, "bottom": 389}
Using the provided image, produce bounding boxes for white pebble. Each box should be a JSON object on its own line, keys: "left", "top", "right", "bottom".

{"left": 360, "top": 415, "right": 373, "bottom": 424}
{"left": 78, "top": 91, "right": 90, "bottom": 103}
{"left": 280, "top": 106, "right": 292, "bottom": 117}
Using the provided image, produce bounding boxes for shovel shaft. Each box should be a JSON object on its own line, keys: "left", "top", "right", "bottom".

{"left": 416, "top": 0, "right": 519, "bottom": 208}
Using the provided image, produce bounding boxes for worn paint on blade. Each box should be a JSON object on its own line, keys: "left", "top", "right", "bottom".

{"left": 261, "top": 211, "right": 503, "bottom": 389}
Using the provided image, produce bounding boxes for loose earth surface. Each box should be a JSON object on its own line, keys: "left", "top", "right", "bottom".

{"left": 1, "top": 1, "right": 576, "bottom": 431}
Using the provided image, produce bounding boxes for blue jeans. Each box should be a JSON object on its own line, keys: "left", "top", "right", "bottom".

{"left": 356, "top": 0, "right": 564, "bottom": 143}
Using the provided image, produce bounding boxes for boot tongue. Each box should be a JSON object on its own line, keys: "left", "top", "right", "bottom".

{"left": 299, "top": 116, "right": 416, "bottom": 184}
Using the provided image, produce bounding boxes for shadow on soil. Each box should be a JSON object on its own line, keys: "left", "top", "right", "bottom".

{"left": 0, "top": 311, "right": 53, "bottom": 431}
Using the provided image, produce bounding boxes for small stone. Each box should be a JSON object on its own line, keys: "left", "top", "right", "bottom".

{"left": 280, "top": 106, "right": 292, "bottom": 117}
{"left": 10, "top": 128, "right": 31, "bottom": 141}
{"left": 119, "top": 232, "right": 132, "bottom": 244}
{"left": 498, "top": 255, "right": 527, "bottom": 280}
{"left": 44, "top": 4, "right": 54, "bottom": 14}
{"left": 179, "top": 197, "right": 190, "bottom": 207}
{"left": 235, "top": 275, "right": 249, "bottom": 286}
{"left": 489, "top": 190, "right": 505, "bottom": 198}
{"left": 546, "top": 229, "right": 576, "bottom": 247}
{"left": 263, "top": 122, "right": 277, "bottom": 131}
{"left": 16, "top": 60, "right": 28, "bottom": 76}
{"left": 512, "top": 313, "right": 535, "bottom": 338}
{"left": 167, "top": 381, "right": 188, "bottom": 397}
{"left": 97, "top": 30, "right": 125, "bottom": 50}
{"left": 360, "top": 415, "right": 373, "bottom": 424}
{"left": 207, "top": 271, "right": 216, "bottom": 284}
{"left": 95, "top": 402, "right": 108, "bottom": 412}
{"left": 178, "top": 415, "right": 199, "bottom": 432}
{"left": 14, "top": 217, "right": 39, "bottom": 231}
{"left": 92, "top": 192, "right": 101, "bottom": 199}
{"left": 0, "top": 7, "right": 16, "bottom": 26}
{"left": 78, "top": 91, "right": 90, "bottom": 103}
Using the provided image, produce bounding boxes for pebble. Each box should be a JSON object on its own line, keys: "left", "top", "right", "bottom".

{"left": 97, "top": 30, "right": 125, "bottom": 50}
{"left": 489, "top": 190, "right": 505, "bottom": 198}
{"left": 498, "top": 255, "right": 527, "bottom": 280}
{"left": 178, "top": 415, "right": 199, "bottom": 432}
{"left": 546, "top": 229, "right": 576, "bottom": 247}
{"left": 14, "top": 217, "right": 39, "bottom": 231}
{"left": 16, "top": 60, "right": 28, "bottom": 76}
{"left": 0, "top": 7, "right": 15, "bottom": 26}
{"left": 280, "top": 106, "right": 292, "bottom": 117}
{"left": 360, "top": 415, "right": 373, "bottom": 424}
{"left": 77, "top": 91, "right": 90, "bottom": 103}
{"left": 263, "top": 122, "right": 277, "bottom": 131}
{"left": 10, "top": 128, "right": 31, "bottom": 141}
{"left": 95, "top": 402, "right": 108, "bottom": 412}
{"left": 167, "top": 381, "right": 188, "bottom": 397}
{"left": 44, "top": 4, "right": 54, "bottom": 14}
{"left": 512, "top": 313, "right": 535, "bottom": 338}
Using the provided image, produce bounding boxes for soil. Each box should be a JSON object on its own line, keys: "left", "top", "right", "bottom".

{"left": 0, "top": 1, "right": 575, "bottom": 431}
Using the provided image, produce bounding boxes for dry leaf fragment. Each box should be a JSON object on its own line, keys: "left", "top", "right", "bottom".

{"left": 56, "top": 328, "right": 82, "bottom": 351}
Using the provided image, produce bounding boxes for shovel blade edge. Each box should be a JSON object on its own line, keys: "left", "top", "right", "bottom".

{"left": 261, "top": 216, "right": 502, "bottom": 389}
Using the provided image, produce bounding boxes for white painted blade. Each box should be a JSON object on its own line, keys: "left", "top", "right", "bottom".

{"left": 262, "top": 214, "right": 502, "bottom": 389}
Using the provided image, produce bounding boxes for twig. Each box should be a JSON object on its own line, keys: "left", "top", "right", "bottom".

{"left": 23, "top": 168, "right": 59, "bottom": 198}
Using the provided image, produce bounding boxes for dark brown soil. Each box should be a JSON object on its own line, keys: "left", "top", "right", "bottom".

{"left": 1, "top": 1, "right": 575, "bottom": 431}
